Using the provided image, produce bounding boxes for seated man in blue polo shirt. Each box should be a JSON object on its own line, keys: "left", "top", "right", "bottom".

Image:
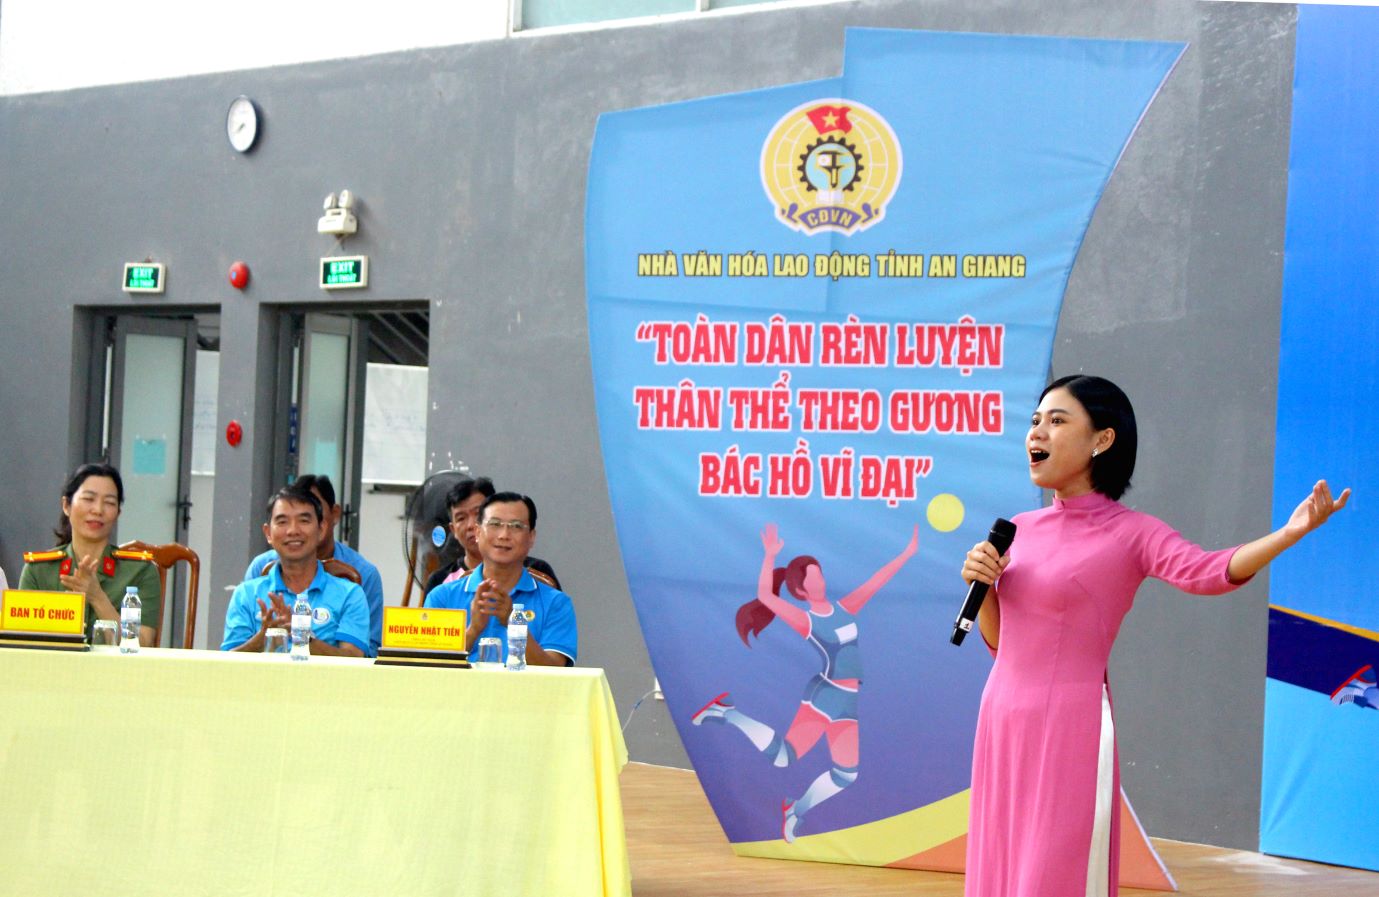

{"left": 245, "top": 474, "right": 384, "bottom": 656}
{"left": 222, "top": 486, "right": 371, "bottom": 656}
{"left": 424, "top": 491, "right": 576, "bottom": 666}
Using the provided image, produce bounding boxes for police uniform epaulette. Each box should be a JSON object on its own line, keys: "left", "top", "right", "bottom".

{"left": 23, "top": 549, "right": 66, "bottom": 563}
{"left": 111, "top": 549, "right": 154, "bottom": 562}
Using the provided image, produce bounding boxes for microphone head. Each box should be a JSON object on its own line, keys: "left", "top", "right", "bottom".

{"left": 988, "top": 518, "right": 1017, "bottom": 554}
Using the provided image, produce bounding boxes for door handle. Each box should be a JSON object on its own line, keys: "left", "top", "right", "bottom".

{"left": 341, "top": 503, "right": 358, "bottom": 545}
{"left": 176, "top": 497, "right": 193, "bottom": 532}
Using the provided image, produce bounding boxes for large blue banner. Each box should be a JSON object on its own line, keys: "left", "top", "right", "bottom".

{"left": 588, "top": 29, "right": 1181, "bottom": 867}
{"left": 1261, "top": 4, "right": 1379, "bottom": 872}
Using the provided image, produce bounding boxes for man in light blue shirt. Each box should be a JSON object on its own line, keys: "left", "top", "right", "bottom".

{"left": 245, "top": 474, "right": 384, "bottom": 656}
{"left": 425, "top": 491, "right": 576, "bottom": 666}
{"left": 223, "top": 486, "right": 370, "bottom": 655}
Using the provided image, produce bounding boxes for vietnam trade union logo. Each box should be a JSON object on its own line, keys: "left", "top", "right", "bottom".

{"left": 761, "top": 99, "right": 902, "bottom": 236}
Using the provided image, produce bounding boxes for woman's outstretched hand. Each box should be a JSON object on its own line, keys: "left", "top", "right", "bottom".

{"left": 1228, "top": 479, "right": 1352, "bottom": 583}
{"left": 1283, "top": 480, "right": 1350, "bottom": 542}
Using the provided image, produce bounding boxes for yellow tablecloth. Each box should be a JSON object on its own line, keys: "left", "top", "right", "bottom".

{"left": 0, "top": 648, "right": 630, "bottom": 897}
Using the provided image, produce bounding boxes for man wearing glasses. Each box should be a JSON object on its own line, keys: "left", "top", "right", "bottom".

{"left": 423, "top": 491, "right": 576, "bottom": 667}
{"left": 422, "top": 476, "right": 563, "bottom": 595}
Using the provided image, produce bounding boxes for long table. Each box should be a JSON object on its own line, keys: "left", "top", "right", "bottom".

{"left": 0, "top": 648, "right": 630, "bottom": 897}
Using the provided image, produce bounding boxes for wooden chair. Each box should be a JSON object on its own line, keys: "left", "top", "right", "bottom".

{"left": 261, "top": 557, "right": 362, "bottom": 585}
{"left": 119, "top": 540, "right": 200, "bottom": 649}
{"left": 324, "top": 558, "right": 362, "bottom": 584}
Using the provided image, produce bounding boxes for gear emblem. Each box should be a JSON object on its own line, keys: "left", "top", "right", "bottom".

{"left": 760, "top": 98, "right": 902, "bottom": 236}
{"left": 797, "top": 136, "right": 864, "bottom": 194}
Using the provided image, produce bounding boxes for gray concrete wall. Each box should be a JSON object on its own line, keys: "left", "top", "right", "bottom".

{"left": 0, "top": 0, "right": 1295, "bottom": 850}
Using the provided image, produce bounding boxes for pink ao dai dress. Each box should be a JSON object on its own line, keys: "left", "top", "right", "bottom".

{"left": 964, "top": 491, "right": 1244, "bottom": 897}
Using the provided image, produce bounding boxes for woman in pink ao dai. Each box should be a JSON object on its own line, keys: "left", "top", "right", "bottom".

{"left": 960, "top": 375, "right": 1349, "bottom": 897}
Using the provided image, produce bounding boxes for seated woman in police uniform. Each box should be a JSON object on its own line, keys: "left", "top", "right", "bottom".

{"left": 19, "top": 463, "right": 161, "bottom": 646}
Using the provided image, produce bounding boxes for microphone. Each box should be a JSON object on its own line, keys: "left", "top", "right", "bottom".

{"left": 950, "top": 518, "right": 1017, "bottom": 646}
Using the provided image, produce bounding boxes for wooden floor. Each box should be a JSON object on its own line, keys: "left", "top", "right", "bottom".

{"left": 622, "top": 762, "right": 1379, "bottom": 897}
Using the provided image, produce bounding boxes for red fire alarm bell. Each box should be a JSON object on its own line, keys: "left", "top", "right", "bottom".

{"left": 228, "top": 261, "right": 250, "bottom": 289}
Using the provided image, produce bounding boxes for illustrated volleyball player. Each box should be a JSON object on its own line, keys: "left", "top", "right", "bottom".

{"left": 1333, "top": 664, "right": 1378, "bottom": 709}
{"left": 692, "top": 522, "right": 918, "bottom": 842}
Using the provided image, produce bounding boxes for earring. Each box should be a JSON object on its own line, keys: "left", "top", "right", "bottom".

{"left": 1091, "top": 448, "right": 1099, "bottom": 458}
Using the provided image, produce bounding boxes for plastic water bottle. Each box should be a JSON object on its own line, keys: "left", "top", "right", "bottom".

{"left": 119, "top": 586, "right": 141, "bottom": 654}
{"left": 506, "top": 603, "right": 527, "bottom": 671}
{"left": 290, "top": 594, "right": 312, "bottom": 662}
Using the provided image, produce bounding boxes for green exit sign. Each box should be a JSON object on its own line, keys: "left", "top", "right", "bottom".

{"left": 122, "top": 263, "right": 165, "bottom": 293}
{"left": 320, "top": 255, "right": 369, "bottom": 290}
